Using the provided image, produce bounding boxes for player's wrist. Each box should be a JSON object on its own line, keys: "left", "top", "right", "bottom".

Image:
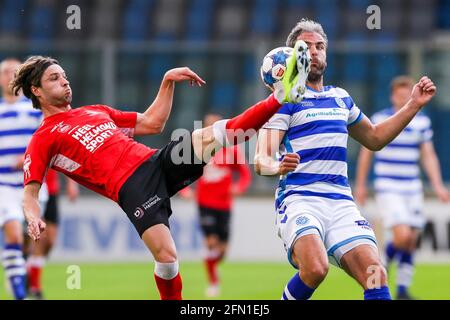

{"left": 405, "top": 98, "right": 423, "bottom": 112}
{"left": 255, "top": 158, "right": 280, "bottom": 176}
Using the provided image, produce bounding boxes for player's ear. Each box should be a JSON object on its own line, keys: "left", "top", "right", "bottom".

{"left": 31, "top": 85, "right": 41, "bottom": 98}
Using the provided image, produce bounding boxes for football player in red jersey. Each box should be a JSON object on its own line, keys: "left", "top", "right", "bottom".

{"left": 13, "top": 51, "right": 307, "bottom": 299}
{"left": 180, "top": 113, "right": 252, "bottom": 297}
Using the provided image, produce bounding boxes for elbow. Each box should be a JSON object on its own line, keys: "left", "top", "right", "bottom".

{"left": 365, "top": 132, "right": 385, "bottom": 151}
{"left": 145, "top": 119, "right": 165, "bottom": 134}
{"left": 152, "top": 123, "right": 165, "bottom": 134}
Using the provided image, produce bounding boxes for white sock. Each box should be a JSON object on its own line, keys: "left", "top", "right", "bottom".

{"left": 154, "top": 261, "right": 179, "bottom": 280}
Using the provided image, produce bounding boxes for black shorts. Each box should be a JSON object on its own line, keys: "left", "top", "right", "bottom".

{"left": 199, "top": 206, "right": 231, "bottom": 242}
{"left": 43, "top": 195, "right": 59, "bottom": 225}
{"left": 118, "top": 133, "right": 206, "bottom": 237}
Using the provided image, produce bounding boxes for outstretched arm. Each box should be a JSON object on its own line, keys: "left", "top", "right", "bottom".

{"left": 354, "top": 146, "right": 374, "bottom": 205}
{"left": 135, "top": 67, "right": 205, "bottom": 135}
{"left": 420, "top": 141, "right": 450, "bottom": 202}
{"left": 23, "top": 182, "right": 46, "bottom": 241}
{"left": 254, "top": 128, "right": 299, "bottom": 176}
{"left": 349, "top": 76, "right": 436, "bottom": 151}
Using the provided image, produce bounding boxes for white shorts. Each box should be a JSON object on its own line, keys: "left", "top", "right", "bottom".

{"left": 276, "top": 194, "right": 378, "bottom": 268}
{"left": 375, "top": 192, "right": 425, "bottom": 229}
{"left": 0, "top": 185, "right": 48, "bottom": 228}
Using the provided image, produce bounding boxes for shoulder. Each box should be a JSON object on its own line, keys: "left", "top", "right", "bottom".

{"left": 329, "top": 86, "right": 351, "bottom": 98}
{"left": 277, "top": 103, "right": 295, "bottom": 115}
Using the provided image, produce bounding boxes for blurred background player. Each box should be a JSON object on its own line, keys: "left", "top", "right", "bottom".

{"left": 255, "top": 19, "right": 437, "bottom": 300}
{"left": 180, "top": 113, "right": 252, "bottom": 297}
{"left": 354, "top": 75, "right": 450, "bottom": 300}
{"left": 26, "top": 169, "right": 79, "bottom": 299}
{"left": 0, "top": 57, "right": 46, "bottom": 299}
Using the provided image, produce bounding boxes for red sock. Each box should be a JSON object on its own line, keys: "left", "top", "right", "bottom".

{"left": 28, "top": 266, "right": 42, "bottom": 291}
{"left": 205, "top": 258, "right": 219, "bottom": 285}
{"left": 154, "top": 273, "right": 183, "bottom": 300}
{"left": 225, "top": 94, "right": 281, "bottom": 144}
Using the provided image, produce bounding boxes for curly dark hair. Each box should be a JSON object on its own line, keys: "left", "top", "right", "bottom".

{"left": 9, "top": 56, "right": 59, "bottom": 109}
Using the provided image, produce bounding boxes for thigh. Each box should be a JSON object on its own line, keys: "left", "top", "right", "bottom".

{"left": 118, "top": 158, "right": 172, "bottom": 237}
{"left": 291, "top": 234, "right": 328, "bottom": 271}
{"left": 216, "top": 211, "right": 231, "bottom": 243}
{"left": 325, "top": 201, "right": 378, "bottom": 267}
{"left": 43, "top": 195, "right": 59, "bottom": 225}
{"left": 406, "top": 193, "right": 426, "bottom": 229}
{"left": 199, "top": 207, "right": 219, "bottom": 237}
{"left": 3, "top": 219, "right": 24, "bottom": 244}
{"left": 375, "top": 193, "right": 409, "bottom": 229}
{"left": 277, "top": 197, "right": 327, "bottom": 268}
{"left": 0, "top": 187, "right": 23, "bottom": 227}
{"left": 160, "top": 132, "right": 206, "bottom": 196}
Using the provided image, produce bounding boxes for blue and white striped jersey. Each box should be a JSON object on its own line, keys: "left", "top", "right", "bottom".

{"left": 0, "top": 97, "right": 42, "bottom": 188}
{"left": 372, "top": 108, "right": 432, "bottom": 194}
{"left": 263, "top": 86, "right": 364, "bottom": 207}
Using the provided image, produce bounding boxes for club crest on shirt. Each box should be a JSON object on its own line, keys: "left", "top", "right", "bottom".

{"left": 296, "top": 216, "right": 310, "bottom": 225}
{"left": 334, "top": 97, "right": 347, "bottom": 109}
{"left": 51, "top": 121, "right": 71, "bottom": 133}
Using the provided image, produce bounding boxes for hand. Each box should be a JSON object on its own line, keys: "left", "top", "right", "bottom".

{"left": 164, "top": 67, "right": 206, "bottom": 87}
{"left": 435, "top": 185, "right": 450, "bottom": 203}
{"left": 354, "top": 185, "right": 368, "bottom": 206}
{"left": 27, "top": 218, "right": 46, "bottom": 241}
{"left": 410, "top": 76, "right": 436, "bottom": 108}
{"left": 279, "top": 153, "right": 300, "bottom": 175}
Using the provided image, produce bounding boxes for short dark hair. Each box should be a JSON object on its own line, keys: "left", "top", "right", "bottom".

{"left": 286, "top": 18, "right": 328, "bottom": 48}
{"left": 9, "top": 55, "right": 59, "bottom": 109}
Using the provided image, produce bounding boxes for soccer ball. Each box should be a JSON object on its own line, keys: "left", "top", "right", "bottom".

{"left": 260, "top": 46, "right": 293, "bottom": 90}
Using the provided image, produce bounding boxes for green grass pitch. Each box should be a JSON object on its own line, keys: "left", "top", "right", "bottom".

{"left": 1, "top": 262, "right": 449, "bottom": 299}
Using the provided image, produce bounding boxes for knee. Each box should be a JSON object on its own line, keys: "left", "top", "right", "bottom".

{"left": 393, "top": 236, "right": 411, "bottom": 251}
{"left": 393, "top": 229, "right": 414, "bottom": 251}
{"left": 3, "top": 221, "right": 23, "bottom": 245}
{"left": 153, "top": 246, "right": 178, "bottom": 263}
{"left": 4, "top": 231, "right": 23, "bottom": 245}
{"left": 302, "top": 261, "right": 329, "bottom": 287}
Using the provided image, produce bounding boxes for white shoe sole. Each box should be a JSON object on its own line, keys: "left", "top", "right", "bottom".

{"left": 289, "top": 41, "right": 311, "bottom": 103}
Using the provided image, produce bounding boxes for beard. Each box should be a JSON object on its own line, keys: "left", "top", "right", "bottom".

{"left": 307, "top": 61, "right": 327, "bottom": 83}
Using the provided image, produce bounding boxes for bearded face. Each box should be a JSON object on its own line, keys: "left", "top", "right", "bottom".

{"left": 296, "top": 31, "right": 327, "bottom": 83}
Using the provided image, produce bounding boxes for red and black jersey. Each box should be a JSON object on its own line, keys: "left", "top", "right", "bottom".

{"left": 24, "top": 105, "right": 156, "bottom": 201}
{"left": 195, "top": 145, "right": 251, "bottom": 211}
